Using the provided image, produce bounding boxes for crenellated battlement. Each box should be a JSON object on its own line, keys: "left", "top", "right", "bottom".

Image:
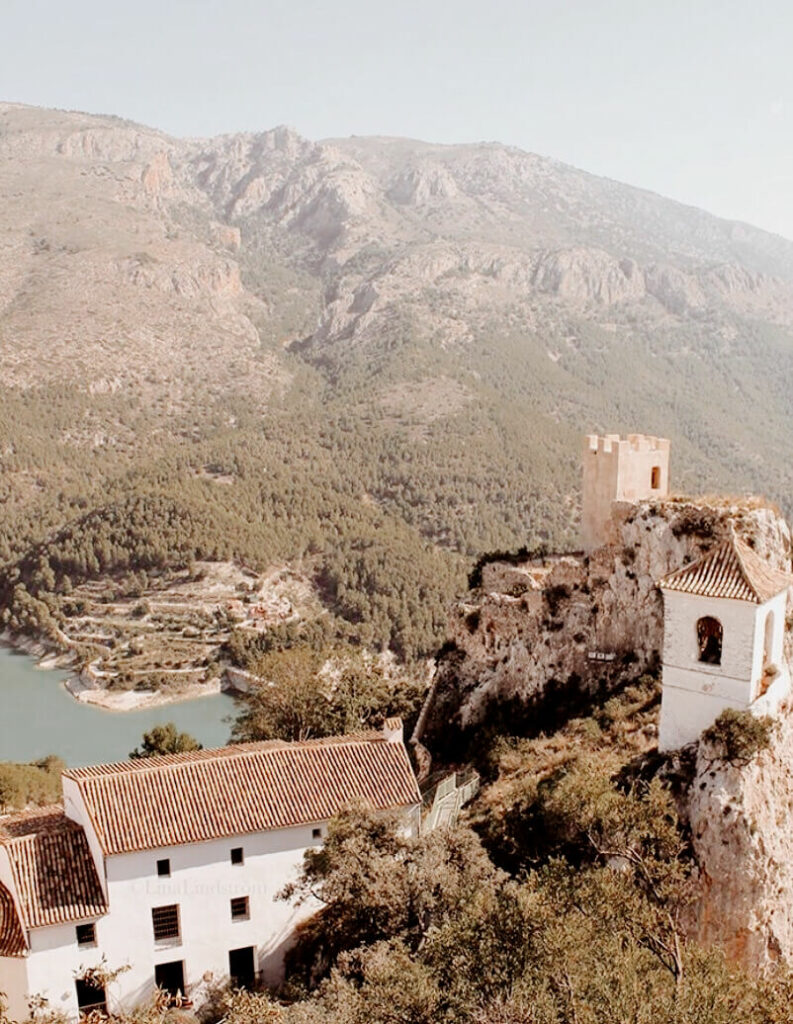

{"left": 582, "top": 432, "right": 671, "bottom": 551}
{"left": 585, "top": 433, "right": 670, "bottom": 456}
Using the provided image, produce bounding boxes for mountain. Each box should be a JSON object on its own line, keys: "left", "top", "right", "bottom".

{"left": 2, "top": 101, "right": 793, "bottom": 660}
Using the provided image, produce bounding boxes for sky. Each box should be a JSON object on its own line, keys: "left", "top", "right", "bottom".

{"left": 3, "top": 0, "right": 793, "bottom": 238}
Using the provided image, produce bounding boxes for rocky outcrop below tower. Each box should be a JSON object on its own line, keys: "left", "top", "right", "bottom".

{"left": 419, "top": 497, "right": 791, "bottom": 754}
{"left": 688, "top": 710, "right": 793, "bottom": 970}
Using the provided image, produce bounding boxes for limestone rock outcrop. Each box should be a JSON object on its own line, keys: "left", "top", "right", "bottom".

{"left": 689, "top": 710, "right": 793, "bottom": 970}
{"left": 420, "top": 498, "right": 791, "bottom": 751}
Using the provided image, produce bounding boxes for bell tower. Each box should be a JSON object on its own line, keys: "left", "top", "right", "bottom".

{"left": 658, "top": 535, "right": 791, "bottom": 751}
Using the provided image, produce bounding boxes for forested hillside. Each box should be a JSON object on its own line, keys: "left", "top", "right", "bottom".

{"left": 2, "top": 102, "right": 793, "bottom": 661}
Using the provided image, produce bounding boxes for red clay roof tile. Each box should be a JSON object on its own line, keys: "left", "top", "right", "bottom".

{"left": 64, "top": 729, "right": 420, "bottom": 855}
{"left": 659, "top": 536, "right": 792, "bottom": 604}
{"left": 0, "top": 808, "right": 107, "bottom": 930}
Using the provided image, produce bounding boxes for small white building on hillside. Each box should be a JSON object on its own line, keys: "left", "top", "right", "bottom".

{"left": 658, "top": 536, "right": 792, "bottom": 751}
{"left": 0, "top": 720, "right": 421, "bottom": 1021}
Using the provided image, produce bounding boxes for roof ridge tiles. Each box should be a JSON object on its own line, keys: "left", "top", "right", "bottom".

{"left": 63, "top": 729, "right": 387, "bottom": 781}
{"left": 659, "top": 534, "right": 792, "bottom": 603}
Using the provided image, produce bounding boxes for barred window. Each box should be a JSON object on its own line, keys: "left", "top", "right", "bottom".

{"left": 152, "top": 904, "right": 180, "bottom": 942}
{"left": 75, "top": 923, "right": 96, "bottom": 947}
{"left": 230, "top": 896, "right": 250, "bottom": 920}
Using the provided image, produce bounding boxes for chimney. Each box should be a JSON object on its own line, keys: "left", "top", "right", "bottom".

{"left": 382, "top": 717, "right": 403, "bottom": 744}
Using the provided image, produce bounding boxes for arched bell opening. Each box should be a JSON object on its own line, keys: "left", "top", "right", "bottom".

{"left": 696, "top": 616, "right": 723, "bottom": 665}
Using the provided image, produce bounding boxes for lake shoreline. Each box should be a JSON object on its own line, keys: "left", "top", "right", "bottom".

{"left": 0, "top": 630, "right": 232, "bottom": 714}
{"left": 0, "top": 645, "right": 236, "bottom": 766}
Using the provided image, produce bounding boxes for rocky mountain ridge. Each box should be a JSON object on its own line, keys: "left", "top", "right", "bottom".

{"left": 4, "top": 101, "right": 793, "bottom": 659}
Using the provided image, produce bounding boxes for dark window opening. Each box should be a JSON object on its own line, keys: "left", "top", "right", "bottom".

{"left": 230, "top": 847, "right": 244, "bottom": 866}
{"left": 156, "top": 858, "right": 171, "bottom": 877}
{"left": 75, "top": 977, "right": 106, "bottom": 1017}
{"left": 154, "top": 960, "right": 185, "bottom": 1000}
{"left": 312, "top": 827, "right": 322, "bottom": 841}
{"left": 651, "top": 466, "right": 661, "bottom": 489}
{"left": 229, "top": 946, "right": 256, "bottom": 990}
{"left": 230, "top": 896, "right": 250, "bottom": 920}
{"left": 152, "top": 904, "right": 180, "bottom": 942}
{"left": 697, "top": 616, "right": 723, "bottom": 665}
{"left": 76, "top": 922, "right": 96, "bottom": 947}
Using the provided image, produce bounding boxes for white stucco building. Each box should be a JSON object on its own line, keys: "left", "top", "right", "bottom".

{"left": 0, "top": 719, "right": 421, "bottom": 1021}
{"left": 658, "top": 535, "right": 792, "bottom": 751}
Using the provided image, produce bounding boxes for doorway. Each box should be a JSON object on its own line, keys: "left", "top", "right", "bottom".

{"left": 154, "top": 960, "right": 185, "bottom": 999}
{"left": 229, "top": 946, "right": 256, "bottom": 990}
{"left": 75, "top": 978, "right": 107, "bottom": 1017}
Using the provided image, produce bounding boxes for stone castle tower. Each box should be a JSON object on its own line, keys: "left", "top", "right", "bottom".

{"left": 657, "top": 535, "right": 792, "bottom": 751}
{"left": 582, "top": 433, "right": 670, "bottom": 552}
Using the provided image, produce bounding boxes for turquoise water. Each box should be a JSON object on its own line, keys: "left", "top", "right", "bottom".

{"left": 0, "top": 646, "right": 239, "bottom": 767}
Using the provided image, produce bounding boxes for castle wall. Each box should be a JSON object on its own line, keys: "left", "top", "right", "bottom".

{"left": 582, "top": 434, "right": 670, "bottom": 551}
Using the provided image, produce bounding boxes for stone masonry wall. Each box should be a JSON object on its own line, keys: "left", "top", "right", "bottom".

{"left": 419, "top": 497, "right": 791, "bottom": 753}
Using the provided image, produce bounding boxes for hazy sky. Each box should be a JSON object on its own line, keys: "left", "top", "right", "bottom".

{"left": 4, "top": 0, "right": 793, "bottom": 238}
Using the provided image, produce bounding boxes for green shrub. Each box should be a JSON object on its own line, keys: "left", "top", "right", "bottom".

{"left": 702, "top": 708, "right": 772, "bottom": 764}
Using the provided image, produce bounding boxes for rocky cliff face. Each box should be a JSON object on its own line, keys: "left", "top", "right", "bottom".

{"left": 420, "top": 497, "right": 792, "bottom": 752}
{"left": 421, "top": 494, "right": 793, "bottom": 972}
{"left": 689, "top": 709, "right": 793, "bottom": 971}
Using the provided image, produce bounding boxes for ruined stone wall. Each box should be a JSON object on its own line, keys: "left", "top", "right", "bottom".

{"left": 420, "top": 497, "right": 791, "bottom": 753}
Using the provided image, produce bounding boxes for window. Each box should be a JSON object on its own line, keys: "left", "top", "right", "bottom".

{"left": 230, "top": 846, "right": 244, "bottom": 865}
{"left": 697, "top": 616, "right": 723, "bottom": 665}
{"left": 230, "top": 896, "right": 250, "bottom": 920}
{"left": 312, "top": 827, "right": 322, "bottom": 841}
{"left": 763, "top": 611, "right": 775, "bottom": 670}
{"left": 152, "top": 904, "right": 180, "bottom": 942}
{"left": 650, "top": 466, "right": 661, "bottom": 489}
{"left": 75, "top": 923, "right": 96, "bottom": 947}
{"left": 157, "top": 858, "right": 171, "bottom": 877}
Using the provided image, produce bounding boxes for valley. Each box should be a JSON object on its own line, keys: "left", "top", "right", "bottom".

{"left": 2, "top": 101, "right": 793, "bottom": 678}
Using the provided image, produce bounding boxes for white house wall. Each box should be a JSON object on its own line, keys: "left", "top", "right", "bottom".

{"left": 97, "top": 821, "right": 346, "bottom": 1011}
{"left": 660, "top": 592, "right": 755, "bottom": 750}
{"left": 659, "top": 589, "right": 791, "bottom": 750}
{"left": 25, "top": 921, "right": 106, "bottom": 1022}
{"left": 662, "top": 591, "right": 759, "bottom": 685}
{"left": 0, "top": 955, "right": 28, "bottom": 1022}
{"left": 749, "top": 590, "right": 788, "bottom": 694}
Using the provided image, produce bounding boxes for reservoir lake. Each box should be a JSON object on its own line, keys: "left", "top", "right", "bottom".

{"left": 0, "top": 646, "right": 238, "bottom": 767}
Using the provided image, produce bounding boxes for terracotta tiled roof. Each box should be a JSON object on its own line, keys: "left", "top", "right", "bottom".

{"left": 0, "top": 807, "right": 108, "bottom": 929}
{"left": 64, "top": 729, "right": 421, "bottom": 855}
{"left": 0, "top": 881, "right": 26, "bottom": 957}
{"left": 659, "top": 536, "right": 793, "bottom": 603}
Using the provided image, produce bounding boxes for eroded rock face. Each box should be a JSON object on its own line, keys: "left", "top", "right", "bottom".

{"left": 690, "top": 710, "right": 793, "bottom": 970}
{"left": 420, "top": 498, "right": 791, "bottom": 751}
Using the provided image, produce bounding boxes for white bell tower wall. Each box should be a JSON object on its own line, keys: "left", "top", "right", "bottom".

{"left": 658, "top": 588, "right": 789, "bottom": 751}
